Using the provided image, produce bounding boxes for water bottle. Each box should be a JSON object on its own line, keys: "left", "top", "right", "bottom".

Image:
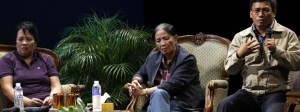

{"left": 92, "top": 80, "right": 101, "bottom": 112}
{"left": 14, "top": 83, "right": 24, "bottom": 112}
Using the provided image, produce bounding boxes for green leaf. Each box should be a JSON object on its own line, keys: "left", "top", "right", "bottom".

{"left": 77, "top": 97, "right": 86, "bottom": 112}
{"left": 58, "top": 106, "right": 68, "bottom": 111}
{"left": 68, "top": 106, "right": 76, "bottom": 112}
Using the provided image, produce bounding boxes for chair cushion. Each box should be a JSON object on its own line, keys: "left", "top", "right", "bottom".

{"left": 179, "top": 41, "right": 228, "bottom": 90}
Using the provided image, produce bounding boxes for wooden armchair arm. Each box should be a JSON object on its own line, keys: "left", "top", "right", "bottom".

{"left": 204, "top": 80, "right": 228, "bottom": 112}
{"left": 70, "top": 84, "right": 86, "bottom": 94}
{"left": 284, "top": 91, "right": 300, "bottom": 112}
{"left": 62, "top": 84, "right": 86, "bottom": 94}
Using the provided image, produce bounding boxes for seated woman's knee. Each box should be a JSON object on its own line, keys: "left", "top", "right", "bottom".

{"left": 153, "top": 89, "right": 168, "bottom": 96}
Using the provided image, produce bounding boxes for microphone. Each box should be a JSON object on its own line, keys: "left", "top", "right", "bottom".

{"left": 266, "top": 28, "right": 272, "bottom": 63}
{"left": 266, "top": 28, "right": 272, "bottom": 38}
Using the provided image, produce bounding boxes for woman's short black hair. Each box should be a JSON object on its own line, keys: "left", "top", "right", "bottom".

{"left": 16, "top": 21, "right": 39, "bottom": 45}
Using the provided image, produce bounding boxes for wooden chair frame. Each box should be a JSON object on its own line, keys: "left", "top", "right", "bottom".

{"left": 0, "top": 44, "right": 60, "bottom": 69}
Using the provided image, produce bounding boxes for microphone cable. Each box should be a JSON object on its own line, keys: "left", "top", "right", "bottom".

{"left": 264, "top": 28, "right": 272, "bottom": 98}
{"left": 264, "top": 51, "right": 271, "bottom": 98}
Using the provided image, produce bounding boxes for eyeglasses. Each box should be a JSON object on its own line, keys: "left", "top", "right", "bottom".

{"left": 251, "top": 8, "right": 272, "bottom": 15}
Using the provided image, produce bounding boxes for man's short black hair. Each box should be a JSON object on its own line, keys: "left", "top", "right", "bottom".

{"left": 249, "top": 0, "right": 277, "bottom": 11}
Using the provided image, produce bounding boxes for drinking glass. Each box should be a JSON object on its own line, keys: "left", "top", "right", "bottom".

{"left": 52, "top": 93, "right": 64, "bottom": 109}
{"left": 66, "top": 93, "right": 76, "bottom": 108}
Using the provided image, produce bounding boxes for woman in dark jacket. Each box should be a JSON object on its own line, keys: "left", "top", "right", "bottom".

{"left": 126, "top": 23, "right": 205, "bottom": 112}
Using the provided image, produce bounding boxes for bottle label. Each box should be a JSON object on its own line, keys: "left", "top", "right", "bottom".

{"left": 92, "top": 87, "right": 100, "bottom": 95}
{"left": 15, "top": 93, "right": 23, "bottom": 98}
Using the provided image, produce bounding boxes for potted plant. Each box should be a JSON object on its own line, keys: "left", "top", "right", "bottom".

{"left": 54, "top": 13, "right": 154, "bottom": 109}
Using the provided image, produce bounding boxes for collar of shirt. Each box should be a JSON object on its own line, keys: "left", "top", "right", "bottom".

{"left": 13, "top": 50, "right": 39, "bottom": 66}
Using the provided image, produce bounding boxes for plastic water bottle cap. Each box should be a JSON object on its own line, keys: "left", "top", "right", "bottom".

{"left": 16, "top": 83, "right": 21, "bottom": 87}
{"left": 94, "top": 81, "right": 99, "bottom": 84}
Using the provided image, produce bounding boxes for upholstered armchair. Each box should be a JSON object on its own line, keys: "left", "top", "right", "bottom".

{"left": 284, "top": 36, "right": 300, "bottom": 112}
{"left": 285, "top": 71, "right": 300, "bottom": 112}
{"left": 125, "top": 32, "right": 231, "bottom": 112}
{"left": 178, "top": 32, "right": 230, "bottom": 112}
{"left": 0, "top": 44, "right": 85, "bottom": 111}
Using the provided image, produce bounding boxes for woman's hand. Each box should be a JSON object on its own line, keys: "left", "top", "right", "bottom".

{"left": 125, "top": 78, "right": 143, "bottom": 96}
{"left": 131, "top": 87, "right": 147, "bottom": 96}
{"left": 43, "top": 96, "right": 53, "bottom": 106}
{"left": 130, "top": 79, "right": 142, "bottom": 90}
{"left": 30, "top": 98, "right": 43, "bottom": 106}
{"left": 130, "top": 79, "right": 144, "bottom": 95}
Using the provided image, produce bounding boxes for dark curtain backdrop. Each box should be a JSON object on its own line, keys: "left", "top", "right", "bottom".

{"left": 143, "top": 0, "right": 299, "bottom": 95}
{"left": 0, "top": 0, "right": 144, "bottom": 49}
{"left": 144, "top": 0, "right": 299, "bottom": 39}
{"left": 0, "top": 0, "right": 299, "bottom": 96}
